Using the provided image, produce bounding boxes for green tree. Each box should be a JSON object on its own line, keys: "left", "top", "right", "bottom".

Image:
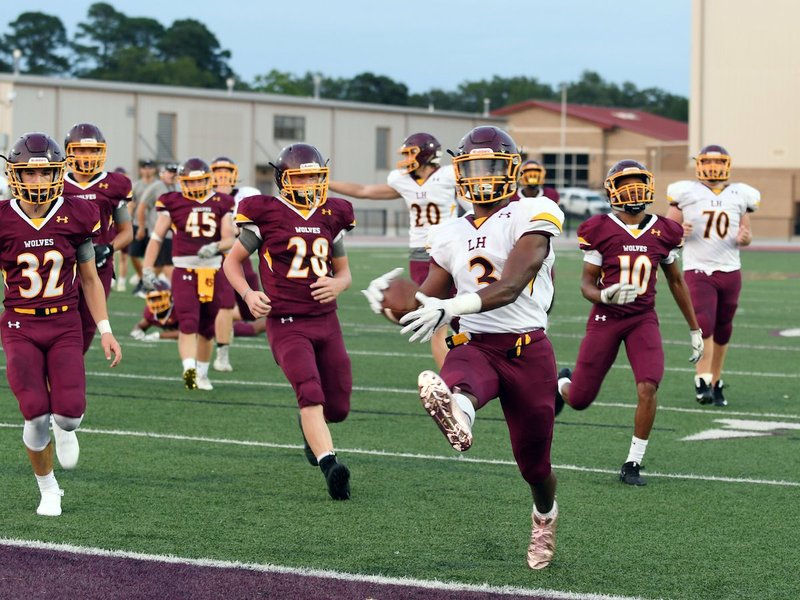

{"left": 158, "top": 19, "right": 233, "bottom": 88}
{"left": 4, "top": 12, "right": 70, "bottom": 75}
{"left": 252, "top": 70, "right": 314, "bottom": 96}
{"left": 340, "top": 72, "right": 409, "bottom": 106}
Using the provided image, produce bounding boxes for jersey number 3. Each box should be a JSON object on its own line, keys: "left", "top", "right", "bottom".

{"left": 17, "top": 251, "right": 65, "bottom": 299}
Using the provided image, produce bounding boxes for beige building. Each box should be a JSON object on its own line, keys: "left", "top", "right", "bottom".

{"left": 0, "top": 74, "right": 500, "bottom": 236}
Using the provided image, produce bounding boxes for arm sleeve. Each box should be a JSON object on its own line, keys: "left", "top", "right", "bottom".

{"left": 113, "top": 203, "right": 131, "bottom": 224}
{"left": 331, "top": 235, "right": 347, "bottom": 258}
{"left": 238, "top": 226, "right": 261, "bottom": 255}
{"left": 77, "top": 239, "right": 96, "bottom": 263}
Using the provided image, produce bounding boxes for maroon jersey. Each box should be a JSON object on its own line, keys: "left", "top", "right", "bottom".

{"left": 578, "top": 213, "right": 683, "bottom": 317}
{"left": 143, "top": 305, "right": 179, "bottom": 329}
{"left": 63, "top": 171, "right": 132, "bottom": 245}
{"left": 156, "top": 192, "right": 235, "bottom": 259}
{"left": 235, "top": 195, "right": 355, "bottom": 318}
{"left": 0, "top": 197, "right": 101, "bottom": 311}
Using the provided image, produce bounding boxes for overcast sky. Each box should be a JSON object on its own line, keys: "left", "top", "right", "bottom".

{"left": 11, "top": 1, "right": 691, "bottom": 96}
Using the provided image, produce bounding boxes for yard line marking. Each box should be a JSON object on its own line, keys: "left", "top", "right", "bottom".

{"left": 0, "top": 538, "right": 655, "bottom": 600}
{"left": 1, "top": 423, "right": 796, "bottom": 487}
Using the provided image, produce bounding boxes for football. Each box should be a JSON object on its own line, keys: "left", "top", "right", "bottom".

{"left": 381, "top": 277, "right": 420, "bottom": 323}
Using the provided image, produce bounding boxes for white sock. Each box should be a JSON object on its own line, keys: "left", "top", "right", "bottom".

{"left": 695, "top": 373, "right": 712, "bottom": 387}
{"left": 35, "top": 471, "right": 59, "bottom": 494}
{"left": 182, "top": 358, "right": 196, "bottom": 372}
{"left": 216, "top": 345, "right": 229, "bottom": 361}
{"left": 453, "top": 393, "right": 475, "bottom": 427}
{"left": 197, "top": 361, "right": 210, "bottom": 378}
{"left": 626, "top": 436, "right": 648, "bottom": 465}
{"left": 534, "top": 499, "right": 558, "bottom": 520}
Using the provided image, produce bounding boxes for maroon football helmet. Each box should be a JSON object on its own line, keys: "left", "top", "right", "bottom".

{"left": 270, "top": 144, "right": 329, "bottom": 210}
{"left": 604, "top": 159, "right": 654, "bottom": 214}
{"left": 451, "top": 126, "right": 520, "bottom": 204}
{"left": 145, "top": 280, "right": 173, "bottom": 322}
{"left": 519, "top": 160, "right": 546, "bottom": 187}
{"left": 695, "top": 144, "right": 731, "bottom": 182}
{"left": 3, "top": 132, "right": 67, "bottom": 204}
{"left": 65, "top": 123, "right": 107, "bottom": 175}
{"left": 396, "top": 133, "right": 442, "bottom": 174}
{"left": 210, "top": 156, "right": 238, "bottom": 189}
{"left": 177, "top": 158, "right": 214, "bottom": 201}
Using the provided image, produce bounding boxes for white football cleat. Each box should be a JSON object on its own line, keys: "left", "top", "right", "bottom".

{"left": 196, "top": 375, "right": 214, "bottom": 391}
{"left": 213, "top": 357, "right": 232, "bottom": 372}
{"left": 51, "top": 417, "right": 80, "bottom": 470}
{"left": 418, "top": 370, "right": 473, "bottom": 452}
{"left": 37, "top": 488, "right": 64, "bottom": 517}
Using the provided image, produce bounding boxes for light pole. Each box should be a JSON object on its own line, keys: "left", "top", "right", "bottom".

{"left": 559, "top": 82, "right": 568, "bottom": 189}
{"left": 226, "top": 77, "right": 235, "bottom": 95}
{"left": 12, "top": 48, "right": 22, "bottom": 77}
{"left": 483, "top": 97, "right": 490, "bottom": 117}
{"left": 312, "top": 73, "right": 322, "bottom": 100}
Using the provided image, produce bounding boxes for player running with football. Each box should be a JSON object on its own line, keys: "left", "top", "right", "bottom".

{"left": 365, "top": 126, "right": 564, "bottom": 569}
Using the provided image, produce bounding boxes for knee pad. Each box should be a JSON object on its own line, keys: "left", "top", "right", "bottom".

{"left": 53, "top": 414, "right": 83, "bottom": 432}
{"left": 22, "top": 414, "right": 51, "bottom": 451}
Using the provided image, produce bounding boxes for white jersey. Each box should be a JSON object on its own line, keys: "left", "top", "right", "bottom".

{"left": 427, "top": 197, "right": 563, "bottom": 334}
{"left": 667, "top": 180, "right": 760, "bottom": 273}
{"left": 387, "top": 165, "right": 458, "bottom": 248}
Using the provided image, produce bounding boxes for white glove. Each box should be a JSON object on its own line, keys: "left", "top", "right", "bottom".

{"left": 130, "top": 328, "right": 146, "bottom": 340}
{"left": 689, "top": 329, "right": 704, "bottom": 363}
{"left": 142, "top": 267, "right": 158, "bottom": 291}
{"left": 600, "top": 283, "right": 638, "bottom": 305}
{"left": 361, "top": 267, "right": 404, "bottom": 314}
{"left": 143, "top": 331, "right": 161, "bottom": 341}
{"left": 197, "top": 242, "right": 220, "bottom": 259}
{"left": 399, "top": 292, "right": 454, "bottom": 343}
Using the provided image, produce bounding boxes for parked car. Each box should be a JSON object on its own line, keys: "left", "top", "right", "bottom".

{"left": 558, "top": 187, "right": 611, "bottom": 218}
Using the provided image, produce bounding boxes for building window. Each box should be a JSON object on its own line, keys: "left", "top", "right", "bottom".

{"left": 274, "top": 115, "right": 305, "bottom": 141}
{"left": 542, "top": 153, "right": 589, "bottom": 188}
{"left": 156, "top": 113, "right": 176, "bottom": 163}
{"left": 376, "top": 127, "right": 391, "bottom": 170}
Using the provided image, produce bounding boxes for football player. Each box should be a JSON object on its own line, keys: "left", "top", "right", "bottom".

{"left": 142, "top": 158, "right": 236, "bottom": 391}
{"left": 365, "top": 126, "right": 564, "bottom": 569}
{"left": 224, "top": 143, "right": 355, "bottom": 501}
{"left": 130, "top": 280, "right": 180, "bottom": 341}
{"left": 555, "top": 160, "right": 703, "bottom": 486}
{"left": 62, "top": 123, "right": 134, "bottom": 353}
{"left": 0, "top": 133, "right": 121, "bottom": 516}
{"left": 329, "top": 132, "right": 464, "bottom": 368}
{"left": 208, "top": 156, "right": 261, "bottom": 372}
{"left": 517, "top": 159, "right": 560, "bottom": 203}
{"left": 665, "top": 145, "right": 760, "bottom": 407}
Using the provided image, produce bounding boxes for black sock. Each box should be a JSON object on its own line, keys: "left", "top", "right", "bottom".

{"left": 319, "top": 454, "right": 337, "bottom": 476}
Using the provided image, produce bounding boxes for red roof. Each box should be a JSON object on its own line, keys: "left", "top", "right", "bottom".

{"left": 493, "top": 100, "right": 687, "bottom": 141}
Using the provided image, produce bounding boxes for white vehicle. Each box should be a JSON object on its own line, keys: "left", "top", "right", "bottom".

{"left": 558, "top": 187, "right": 611, "bottom": 218}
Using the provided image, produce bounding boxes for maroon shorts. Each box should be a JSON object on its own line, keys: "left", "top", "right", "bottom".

{"left": 440, "top": 329, "right": 556, "bottom": 485}
{"left": 1, "top": 310, "right": 86, "bottom": 420}
{"left": 78, "top": 261, "right": 115, "bottom": 354}
{"left": 266, "top": 311, "right": 351, "bottom": 422}
{"left": 569, "top": 309, "right": 663, "bottom": 410}
{"left": 172, "top": 267, "right": 222, "bottom": 339}
{"left": 217, "top": 268, "right": 236, "bottom": 310}
{"left": 684, "top": 269, "right": 741, "bottom": 345}
{"left": 218, "top": 258, "right": 260, "bottom": 318}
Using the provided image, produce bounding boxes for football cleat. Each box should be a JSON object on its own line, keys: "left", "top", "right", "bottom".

{"left": 620, "top": 461, "right": 647, "bottom": 486}
{"left": 51, "top": 417, "right": 79, "bottom": 470}
{"left": 418, "top": 370, "right": 472, "bottom": 452}
{"left": 695, "top": 377, "right": 713, "bottom": 405}
{"left": 196, "top": 375, "right": 213, "bottom": 391}
{"left": 36, "top": 488, "right": 64, "bottom": 517}
{"left": 183, "top": 368, "right": 198, "bottom": 390}
{"left": 114, "top": 278, "right": 126, "bottom": 292}
{"left": 555, "top": 367, "right": 572, "bottom": 417}
{"left": 712, "top": 380, "right": 727, "bottom": 407}
{"left": 297, "top": 414, "right": 318, "bottom": 466}
{"left": 213, "top": 346, "right": 233, "bottom": 372}
{"left": 324, "top": 462, "right": 351, "bottom": 501}
{"left": 527, "top": 505, "right": 558, "bottom": 569}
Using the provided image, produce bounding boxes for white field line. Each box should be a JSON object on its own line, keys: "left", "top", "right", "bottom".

{"left": 0, "top": 538, "right": 658, "bottom": 600}
{"left": 0, "top": 422, "right": 797, "bottom": 488}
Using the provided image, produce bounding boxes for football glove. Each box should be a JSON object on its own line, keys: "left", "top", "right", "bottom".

{"left": 94, "top": 244, "right": 114, "bottom": 269}
{"left": 399, "top": 292, "right": 481, "bottom": 344}
{"left": 600, "top": 283, "right": 638, "bottom": 305}
{"left": 689, "top": 329, "right": 704, "bottom": 363}
{"left": 362, "top": 267, "right": 404, "bottom": 314}
{"left": 141, "top": 267, "right": 158, "bottom": 291}
{"left": 197, "top": 242, "right": 220, "bottom": 259}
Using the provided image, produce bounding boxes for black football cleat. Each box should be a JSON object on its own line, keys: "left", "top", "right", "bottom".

{"left": 620, "top": 461, "right": 647, "bottom": 486}
{"left": 555, "top": 367, "right": 572, "bottom": 417}
{"left": 323, "top": 462, "right": 351, "bottom": 501}
{"left": 712, "top": 380, "right": 727, "bottom": 407}
{"left": 695, "top": 378, "right": 713, "bottom": 405}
